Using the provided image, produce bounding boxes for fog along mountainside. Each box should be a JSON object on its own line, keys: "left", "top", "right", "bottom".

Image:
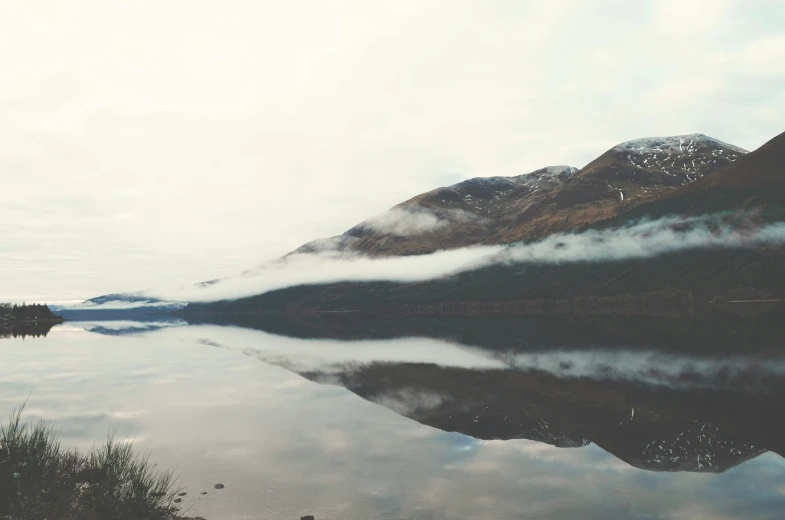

{"left": 179, "top": 130, "right": 785, "bottom": 319}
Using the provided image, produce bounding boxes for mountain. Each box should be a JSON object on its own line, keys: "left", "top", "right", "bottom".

{"left": 291, "top": 165, "right": 579, "bottom": 257}
{"left": 182, "top": 130, "right": 785, "bottom": 317}
{"left": 495, "top": 134, "right": 747, "bottom": 242}
{"left": 78, "top": 130, "right": 783, "bottom": 318}
{"left": 287, "top": 134, "right": 746, "bottom": 258}
{"left": 596, "top": 130, "right": 785, "bottom": 224}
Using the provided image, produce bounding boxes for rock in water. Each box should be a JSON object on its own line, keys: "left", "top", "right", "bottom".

{"left": 213, "top": 483, "right": 225, "bottom": 489}
{"left": 301, "top": 516, "right": 315, "bottom": 520}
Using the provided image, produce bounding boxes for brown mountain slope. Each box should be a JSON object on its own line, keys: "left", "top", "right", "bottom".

{"left": 679, "top": 130, "right": 785, "bottom": 193}
{"left": 292, "top": 165, "right": 578, "bottom": 257}
{"left": 600, "top": 129, "right": 785, "bottom": 223}
{"left": 291, "top": 134, "right": 745, "bottom": 257}
{"left": 495, "top": 134, "right": 746, "bottom": 242}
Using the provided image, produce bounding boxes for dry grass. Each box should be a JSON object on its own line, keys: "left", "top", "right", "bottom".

{"left": 1, "top": 404, "right": 183, "bottom": 520}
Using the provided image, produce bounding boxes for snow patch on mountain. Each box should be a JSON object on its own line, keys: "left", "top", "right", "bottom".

{"left": 613, "top": 133, "right": 748, "bottom": 155}
{"left": 453, "top": 176, "right": 516, "bottom": 191}
{"left": 610, "top": 134, "right": 747, "bottom": 181}
{"left": 454, "top": 165, "right": 578, "bottom": 193}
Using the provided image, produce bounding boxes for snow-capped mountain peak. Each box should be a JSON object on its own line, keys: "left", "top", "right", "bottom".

{"left": 602, "top": 133, "right": 748, "bottom": 182}
{"left": 613, "top": 133, "right": 748, "bottom": 156}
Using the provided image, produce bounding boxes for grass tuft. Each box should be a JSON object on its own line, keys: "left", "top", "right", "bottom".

{"left": 1, "top": 404, "right": 183, "bottom": 520}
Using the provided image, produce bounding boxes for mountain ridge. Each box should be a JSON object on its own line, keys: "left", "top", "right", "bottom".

{"left": 286, "top": 132, "right": 748, "bottom": 259}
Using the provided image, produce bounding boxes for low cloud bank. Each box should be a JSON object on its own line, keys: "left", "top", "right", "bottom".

{"left": 498, "top": 212, "right": 785, "bottom": 264}
{"left": 359, "top": 206, "right": 483, "bottom": 236}
{"left": 140, "top": 211, "right": 785, "bottom": 303}
{"left": 60, "top": 300, "right": 185, "bottom": 310}
{"left": 147, "top": 245, "right": 500, "bottom": 302}
{"left": 361, "top": 207, "right": 447, "bottom": 236}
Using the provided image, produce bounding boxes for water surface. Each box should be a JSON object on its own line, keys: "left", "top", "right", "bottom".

{"left": 1, "top": 322, "right": 784, "bottom": 519}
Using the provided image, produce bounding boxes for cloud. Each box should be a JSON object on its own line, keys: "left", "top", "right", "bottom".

{"left": 499, "top": 212, "right": 785, "bottom": 264}
{"left": 360, "top": 207, "right": 447, "bottom": 236}
{"left": 146, "top": 245, "right": 500, "bottom": 301}
{"left": 655, "top": 0, "right": 731, "bottom": 34}
{"left": 359, "top": 207, "right": 483, "bottom": 236}
{"left": 140, "top": 211, "right": 785, "bottom": 302}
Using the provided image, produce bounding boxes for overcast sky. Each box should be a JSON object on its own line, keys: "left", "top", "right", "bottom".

{"left": 1, "top": 0, "right": 784, "bottom": 302}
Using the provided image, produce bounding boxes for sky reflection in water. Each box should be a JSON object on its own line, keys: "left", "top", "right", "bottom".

{"left": 1, "top": 324, "right": 784, "bottom": 520}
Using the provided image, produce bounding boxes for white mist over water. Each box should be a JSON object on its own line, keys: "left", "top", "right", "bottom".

{"left": 133, "top": 212, "right": 785, "bottom": 303}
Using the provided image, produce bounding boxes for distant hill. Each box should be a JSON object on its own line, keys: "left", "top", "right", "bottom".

{"left": 50, "top": 293, "right": 185, "bottom": 321}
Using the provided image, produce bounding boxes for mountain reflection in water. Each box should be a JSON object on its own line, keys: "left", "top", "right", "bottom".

{"left": 4, "top": 313, "right": 785, "bottom": 519}
{"left": 188, "top": 311, "right": 785, "bottom": 474}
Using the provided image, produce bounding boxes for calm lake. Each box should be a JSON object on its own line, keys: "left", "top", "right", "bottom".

{"left": 2, "top": 318, "right": 785, "bottom": 520}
